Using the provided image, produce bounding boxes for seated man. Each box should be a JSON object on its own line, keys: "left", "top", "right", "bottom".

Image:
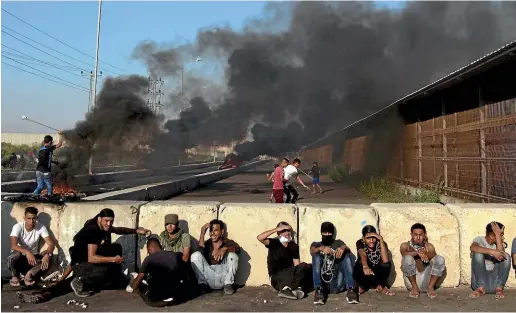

{"left": 131, "top": 238, "right": 192, "bottom": 307}
{"left": 8, "top": 206, "right": 55, "bottom": 287}
{"left": 190, "top": 219, "right": 240, "bottom": 295}
{"left": 16, "top": 208, "right": 151, "bottom": 303}
{"left": 311, "top": 222, "right": 358, "bottom": 305}
{"left": 469, "top": 222, "right": 511, "bottom": 299}
{"left": 257, "top": 222, "right": 312, "bottom": 300}
{"left": 159, "top": 214, "right": 191, "bottom": 262}
{"left": 400, "top": 223, "right": 445, "bottom": 299}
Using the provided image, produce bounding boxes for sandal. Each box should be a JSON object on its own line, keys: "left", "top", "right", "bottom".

{"left": 427, "top": 290, "right": 437, "bottom": 299}
{"left": 469, "top": 289, "right": 485, "bottom": 299}
{"left": 382, "top": 288, "right": 396, "bottom": 296}
{"left": 495, "top": 288, "right": 505, "bottom": 299}
{"left": 10, "top": 277, "right": 20, "bottom": 287}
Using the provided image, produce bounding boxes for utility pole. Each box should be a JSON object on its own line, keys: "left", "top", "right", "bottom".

{"left": 89, "top": 0, "right": 103, "bottom": 175}
{"left": 147, "top": 77, "right": 164, "bottom": 114}
{"left": 81, "top": 70, "right": 103, "bottom": 112}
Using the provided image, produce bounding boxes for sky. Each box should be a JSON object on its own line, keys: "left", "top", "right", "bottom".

{"left": 1, "top": 1, "right": 405, "bottom": 134}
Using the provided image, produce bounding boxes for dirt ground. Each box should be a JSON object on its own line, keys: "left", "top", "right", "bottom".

{"left": 172, "top": 164, "right": 372, "bottom": 204}
{"left": 2, "top": 284, "right": 516, "bottom": 312}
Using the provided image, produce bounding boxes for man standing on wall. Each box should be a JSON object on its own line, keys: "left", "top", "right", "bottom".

{"left": 283, "top": 158, "right": 310, "bottom": 204}
{"left": 33, "top": 131, "right": 63, "bottom": 196}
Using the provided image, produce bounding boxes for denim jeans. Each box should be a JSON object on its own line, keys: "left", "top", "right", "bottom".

{"left": 33, "top": 171, "right": 53, "bottom": 195}
{"left": 471, "top": 252, "right": 511, "bottom": 293}
{"left": 312, "top": 253, "right": 354, "bottom": 294}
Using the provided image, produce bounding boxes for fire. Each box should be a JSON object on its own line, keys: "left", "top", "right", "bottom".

{"left": 41, "top": 184, "right": 77, "bottom": 196}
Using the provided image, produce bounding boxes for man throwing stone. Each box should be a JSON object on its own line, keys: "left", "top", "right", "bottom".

{"left": 311, "top": 222, "right": 358, "bottom": 305}
{"left": 400, "top": 223, "right": 445, "bottom": 299}
{"left": 8, "top": 206, "right": 55, "bottom": 287}
{"left": 191, "top": 219, "right": 240, "bottom": 295}
{"left": 33, "top": 131, "right": 63, "bottom": 196}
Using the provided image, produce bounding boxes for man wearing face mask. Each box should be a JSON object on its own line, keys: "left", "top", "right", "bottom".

{"left": 400, "top": 223, "right": 445, "bottom": 299}
{"left": 190, "top": 219, "right": 240, "bottom": 296}
{"left": 159, "top": 214, "right": 191, "bottom": 262}
{"left": 310, "top": 222, "right": 358, "bottom": 305}
{"left": 257, "top": 222, "right": 312, "bottom": 300}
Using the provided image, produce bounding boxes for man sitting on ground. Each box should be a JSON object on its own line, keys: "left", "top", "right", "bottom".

{"left": 190, "top": 219, "right": 240, "bottom": 295}
{"left": 257, "top": 222, "right": 312, "bottom": 300}
{"left": 130, "top": 238, "right": 193, "bottom": 307}
{"left": 400, "top": 223, "right": 445, "bottom": 299}
{"left": 8, "top": 206, "right": 55, "bottom": 287}
{"left": 311, "top": 222, "right": 358, "bottom": 305}
{"left": 469, "top": 222, "right": 511, "bottom": 299}
{"left": 159, "top": 214, "right": 191, "bottom": 262}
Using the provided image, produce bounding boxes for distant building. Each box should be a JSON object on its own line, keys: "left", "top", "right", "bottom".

{"left": 1, "top": 133, "right": 57, "bottom": 146}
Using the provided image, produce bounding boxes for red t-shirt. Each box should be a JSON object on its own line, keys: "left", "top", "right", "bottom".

{"left": 273, "top": 167, "right": 284, "bottom": 190}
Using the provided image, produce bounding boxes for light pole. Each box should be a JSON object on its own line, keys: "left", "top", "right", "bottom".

{"left": 89, "top": 0, "right": 103, "bottom": 175}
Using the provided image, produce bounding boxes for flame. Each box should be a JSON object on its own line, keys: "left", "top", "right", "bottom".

{"left": 41, "top": 183, "right": 77, "bottom": 196}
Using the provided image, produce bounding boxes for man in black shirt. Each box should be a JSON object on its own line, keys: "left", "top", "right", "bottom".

{"left": 309, "top": 162, "right": 323, "bottom": 194}
{"left": 190, "top": 219, "right": 240, "bottom": 296}
{"left": 257, "top": 221, "right": 312, "bottom": 300}
{"left": 310, "top": 222, "right": 358, "bottom": 305}
{"left": 130, "top": 237, "right": 192, "bottom": 307}
{"left": 33, "top": 131, "right": 63, "bottom": 196}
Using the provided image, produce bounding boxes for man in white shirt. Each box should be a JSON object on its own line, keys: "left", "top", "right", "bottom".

{"left": 283, "top": 158, "right": 309, "bottom": 204}
{"left": 8, "top": 206, "right": 55, "bottom": 287}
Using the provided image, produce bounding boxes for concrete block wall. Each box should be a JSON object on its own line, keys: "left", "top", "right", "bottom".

{"left": 1, "top": 200, "right": 515, "bottom": 289}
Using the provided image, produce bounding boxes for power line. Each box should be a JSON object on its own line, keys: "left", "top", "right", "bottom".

{"left": 2, "top": 8, "right": 129, "bottom": 74}
{"left": 2, "top": 61, "right": 89, "bottom": 93}
{"left": 2, "top": 55, "right": 90, "bottom": 91}
{"left": 2, "top": 49, "right": 80, "bottom": 71}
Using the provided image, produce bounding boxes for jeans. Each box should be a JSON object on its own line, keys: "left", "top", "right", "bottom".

{"left": 471, "top": 252, "right": 511, "bottom": 293}
{"left": 190, "top": 251, "right": 238, "bottom": 289}
{"left": 312, "top": 253, "right": 354, "bottom": 294}
{"left": 401, "top": 254, "right": 445, "bottom": 292}
{"left": 284, "top": 185, "right": 299, "bottom": 204}
{"left": 33, "top": 171, "right": 53, "bottom": 195}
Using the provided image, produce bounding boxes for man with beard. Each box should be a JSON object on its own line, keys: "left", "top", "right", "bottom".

{"left": 283, "top": 158, "right": 309, "bottom": 204}
{"left": 257, "top": 222, "right": 312, "bottom": 300}
{"left": 190, "top": 219, "right": 240, "bottom": 295}
{"left": 130, "top": 238, "right": 193, "bottom": 307}
{"left": 8, "top": 206, "right": 55, "bottom": 287}
{"left": 311, "top": 222, "right": 358, "bottom": 305}
{"left": 159, "top": 214, "right": 191, "bottom": 262}
{"left": 400, "top": 223, "right": 445, "bottom": 299}
{"left": 16, "top": 209, "right": 151, "bottom": 303}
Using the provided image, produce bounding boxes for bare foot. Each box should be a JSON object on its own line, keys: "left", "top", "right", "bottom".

{"left": 469, "top": 288, "right": 485, "bottom": 299}
{"left": 495, "top": 288, "right": 505, "bottom": 299}
{"left": 427, "top": 287, "right": 437, "bottom": 299}
{"left": 409, "top": 287, "right": 420, "bottom": 298}
{"left": 9, "top": 277, "right": 20, "bottom": 287}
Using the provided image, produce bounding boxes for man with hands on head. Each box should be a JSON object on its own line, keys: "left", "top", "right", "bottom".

{"left": 190, "top": 219, "right": 240, "bottom": 296}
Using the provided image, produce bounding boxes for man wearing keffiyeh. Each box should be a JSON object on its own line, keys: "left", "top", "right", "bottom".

{"left": 159, "top": 214, "right": 192, "bottom": 262}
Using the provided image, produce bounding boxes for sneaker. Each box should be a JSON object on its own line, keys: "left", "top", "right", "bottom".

{"left": 223, "top": 284, "right": 235, "bottom": 295}
{"left": 294, "top": 287, "right": 305, "bottom": 299}
{"left": 278, "top": 287, "right": 297, "bottom": 300}
{"left": 16, "top": 291, "right": 41, "bottom": 304}
{"left": 313, "top": 287, "right": 325, "bottom": 305}
{"left": 70, "top": 277, "right": 91, "bottom": 298}
{"left": 346, "top": 288, "right": 359, "bottom": 304}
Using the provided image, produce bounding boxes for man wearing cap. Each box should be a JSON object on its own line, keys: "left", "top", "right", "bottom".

{"left": 310, "top": 222, "right": 358, "bottom": 305}
{"left": 159, "top": 214, "right": 191, "bottom": 262}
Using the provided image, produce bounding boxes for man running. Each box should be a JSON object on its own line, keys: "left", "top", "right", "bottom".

{"left": 283, "top": 158, "right": 309, "bottom": 204}
{"left": 271, "top": 158, "right": 289, "bottom": 203}
{"left": 33, "top": 131, "right": 63, "bottom": 196}
{"left": 400, "top": 223, "right": 445, "bottom": 298}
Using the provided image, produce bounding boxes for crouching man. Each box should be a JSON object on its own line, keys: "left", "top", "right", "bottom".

{"left": 257, "top": 222, "right": 312, "bottom": 300}
{"left": 8, "top": 206, "right": 55, "bottom": 287}
{"left": 311, "top": 222, "right": 358, "bottom": 305}
{"left": 400, "top": 223, "right": 445, "bottom": 299}
{"left": 469, "top": 222, "right": 511, "bottom": 299}
{"left": 130, "top": 238, "right": 193, "bottom": 307}
{"left": 191, "top": 219, "right": 240, "bottom": 295}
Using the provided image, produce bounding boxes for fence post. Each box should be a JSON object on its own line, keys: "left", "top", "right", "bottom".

{"left": 442, "top": 99, "right": 448, "bottom": 188}
{"left": 478, "top": 84, "right": 487, "bottom": 202}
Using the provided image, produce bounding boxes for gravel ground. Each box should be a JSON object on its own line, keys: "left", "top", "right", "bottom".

{"left": 2, "top": 284, "right": 515, "bottom": 312}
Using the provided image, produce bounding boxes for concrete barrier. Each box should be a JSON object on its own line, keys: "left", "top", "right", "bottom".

{"left": 1, "top": 201, "right": 62, "bottom": 277}
{"left": 58, "top": 201, "right": 144, "bottom": 272}
{"left": 370, "top": 203, "right": 460, "bottom": 288}
{"left": 138, "top": 201, "right": 218, "bottom": 263}
{"left": 1, "top": 165, "right": 139, "bottom": 182}
{"left": 298, "top": 204, "right": 378, "bottom": 264}
{"left": 446, "top": 203, "right": 516, "bottom": 287}
{"left": 218, "top": 203, "right": 298, "bottom": 287}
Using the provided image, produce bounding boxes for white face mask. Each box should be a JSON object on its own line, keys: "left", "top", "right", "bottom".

{"left": 279, "top": 235, "right": 291, "bottom": 244}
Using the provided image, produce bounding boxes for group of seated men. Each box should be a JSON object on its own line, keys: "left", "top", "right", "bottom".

{"left": 10, "top": 206, "right": 516, "bottom": 306}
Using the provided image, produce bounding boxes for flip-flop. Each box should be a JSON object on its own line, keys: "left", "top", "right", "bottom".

{"left": 10, "top": 278, "right": 20, "bottom": 287}
{"left": 469, "top": 289, "right": 484, "bottom": 299}
{"left": 382, "top": 288, "right": 395, "bottom": 296}
{"left": 427, "top": 290, "right": 437, "bottom": 299}
{"left": 495, "top": 288, "right": 505, "bottom": 299}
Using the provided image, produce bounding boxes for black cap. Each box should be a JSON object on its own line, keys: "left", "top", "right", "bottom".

{"left": 321, "top": 222, "right": 335, "bottom": 233}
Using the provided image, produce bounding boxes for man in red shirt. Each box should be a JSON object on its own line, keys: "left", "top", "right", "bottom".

{"left": 272, "top": 158, "right": 289, "bottom": 203}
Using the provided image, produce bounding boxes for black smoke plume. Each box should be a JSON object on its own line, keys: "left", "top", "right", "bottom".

{"left": 138, "top": 1, "right": 516, "bottom": 163}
